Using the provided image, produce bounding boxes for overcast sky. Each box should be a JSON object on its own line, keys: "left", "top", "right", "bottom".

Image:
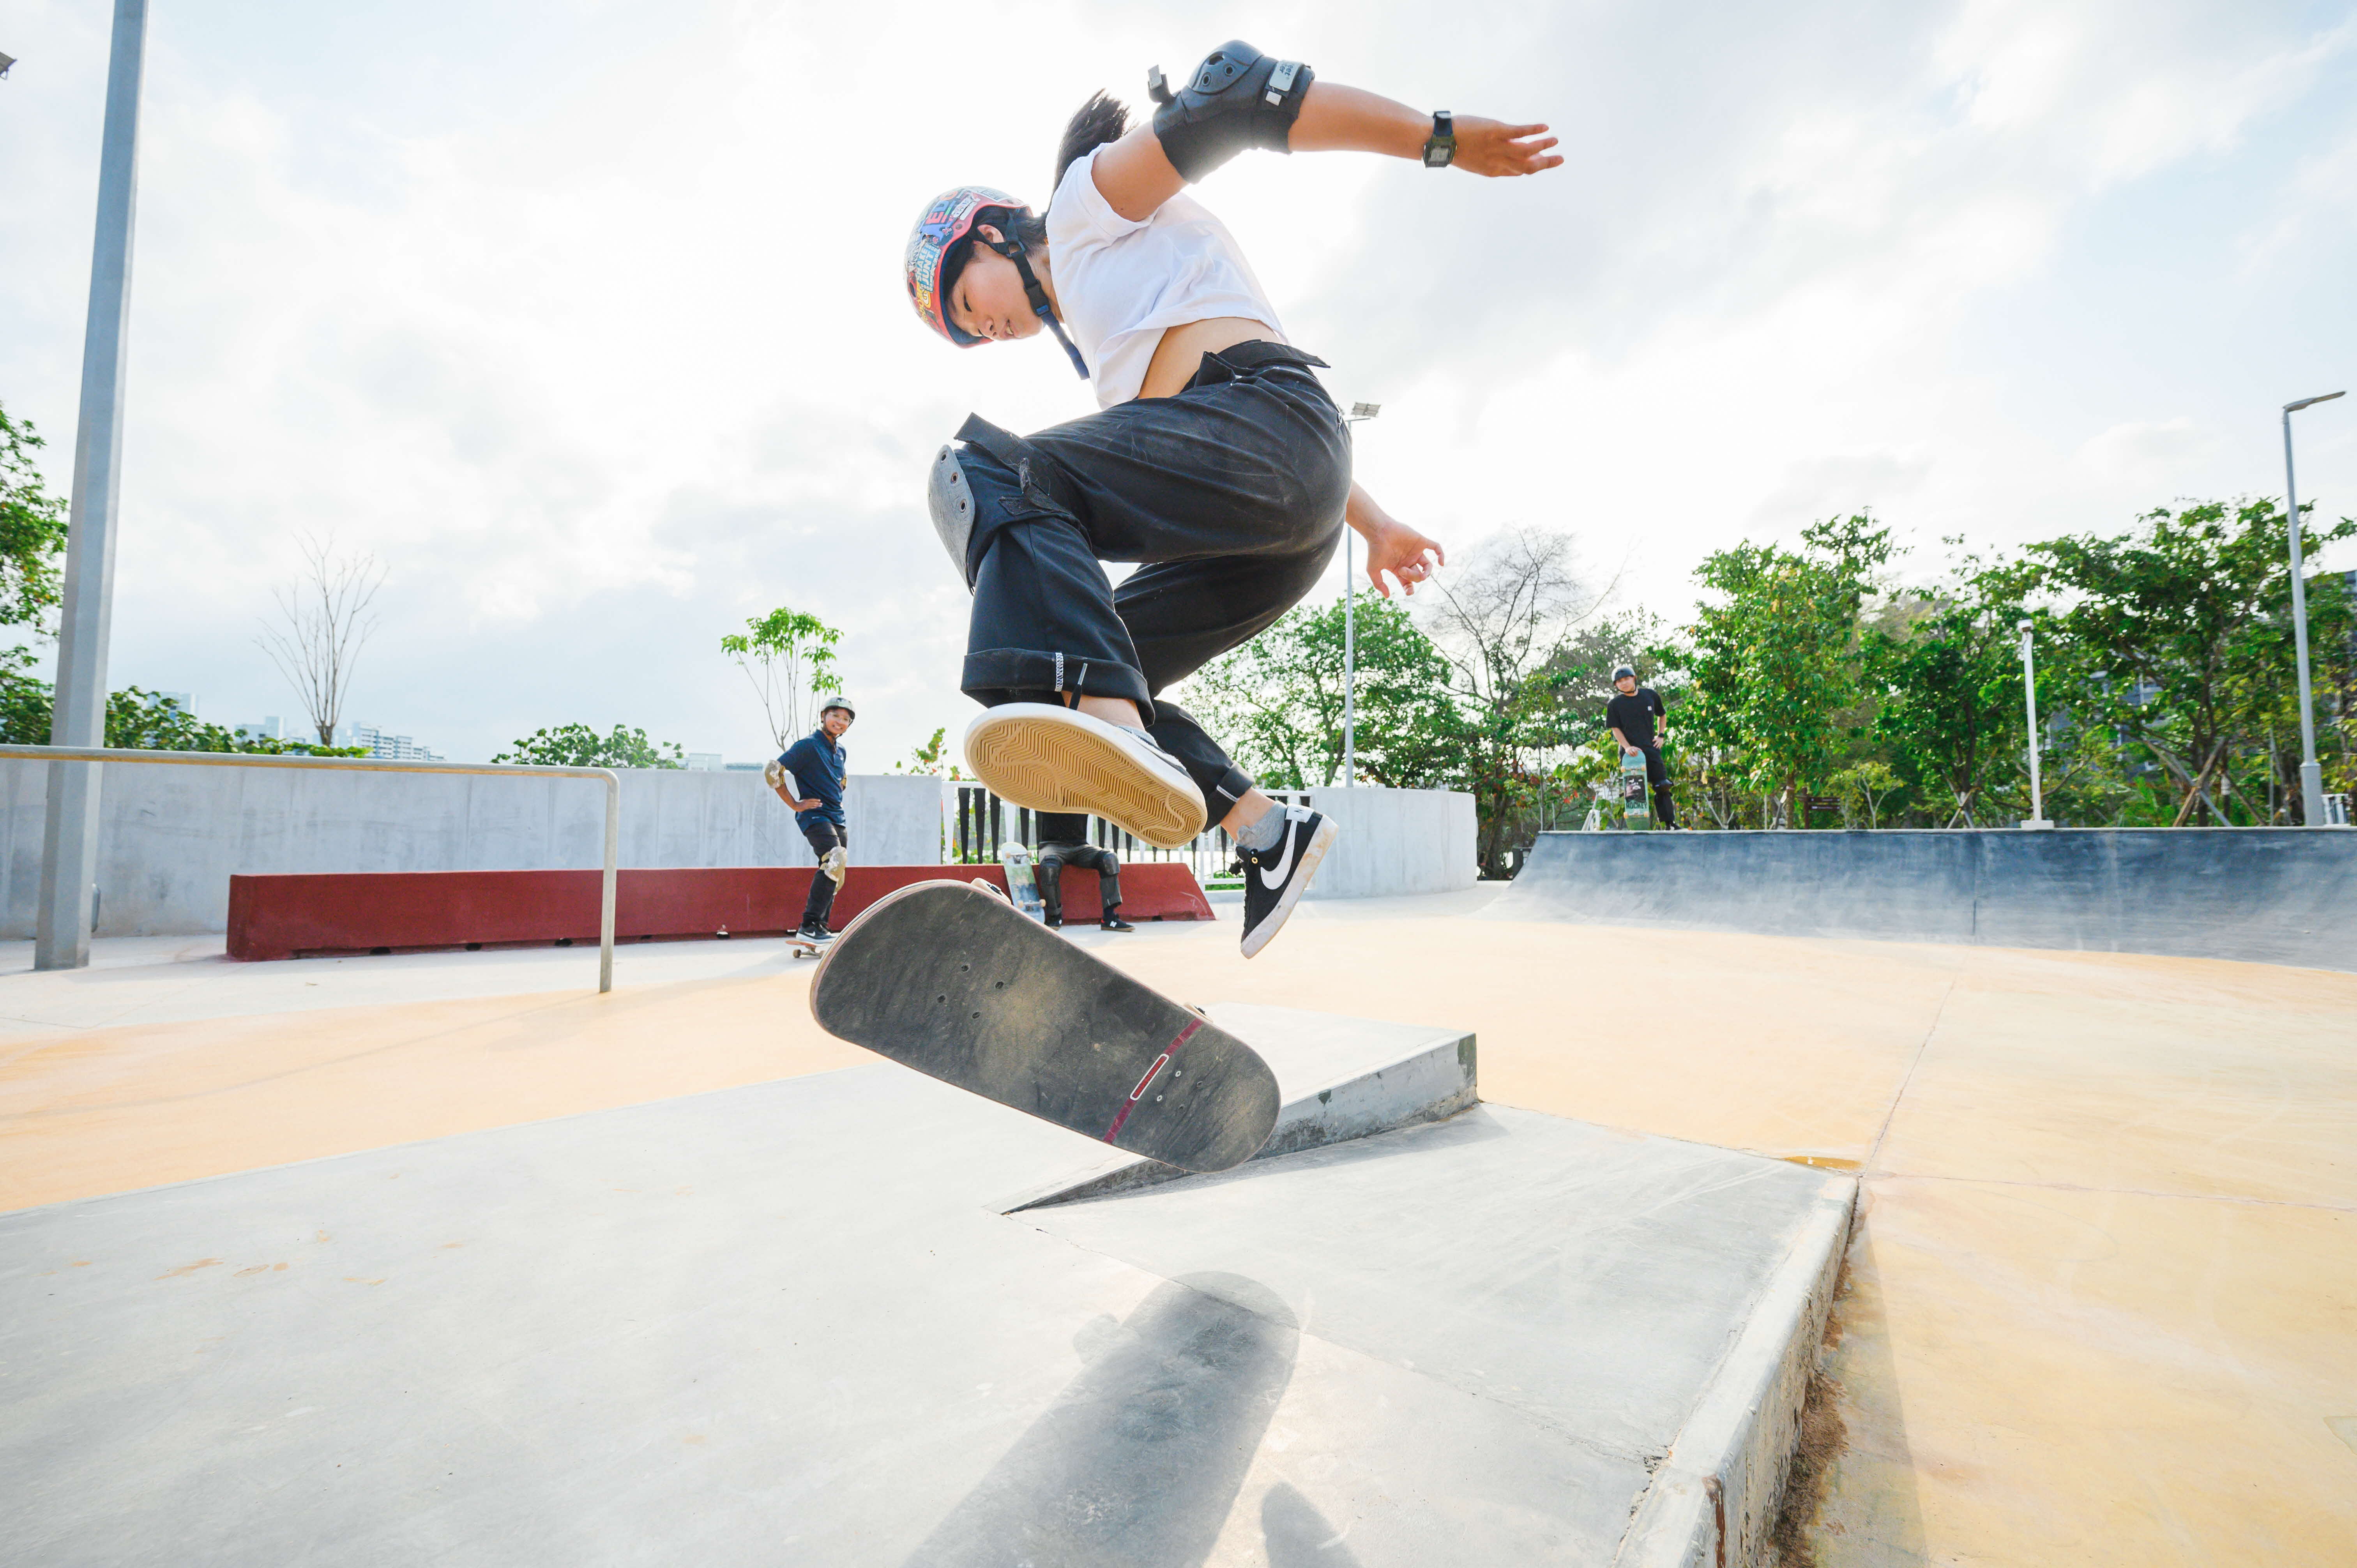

{"left": 3, "top": 0, "right": 2353, "bottom": 767}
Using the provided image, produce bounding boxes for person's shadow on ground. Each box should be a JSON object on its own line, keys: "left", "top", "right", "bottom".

{"left": 900, "top": 1272, "right": 1298, "bottom": 1568}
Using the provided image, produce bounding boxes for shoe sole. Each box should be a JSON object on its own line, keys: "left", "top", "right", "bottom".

{"left": 965, "top": 708, "right": 1207, "bottom": 850}
{"left": 1239, "top": 817, "right": 1338, "bottom": 959}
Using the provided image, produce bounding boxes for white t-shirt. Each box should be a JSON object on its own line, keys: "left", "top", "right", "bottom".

{"left": 1045, "top": 147, "right": 1286, "bottom": 410}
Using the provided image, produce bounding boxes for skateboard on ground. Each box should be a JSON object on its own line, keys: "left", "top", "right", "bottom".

{"left": 807, "top": 880, "right": 1279, "bottom": 1172}
{"left": 787, "top": 936, "right": 829, "bottom": 961}
{"left": 1000, "top": 842, "right": 1047, "bottom": 922}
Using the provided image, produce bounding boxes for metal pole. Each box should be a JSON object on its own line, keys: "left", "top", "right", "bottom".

{"left": 2283, "top": 404, "right": 2329, "bottom": 826}
{"left": 35, "top": 0, "right": 150, "bottom": 971}
{"left": 1343, "top": 529, "right": 1355, "bottom": 786}
{"left": 598, "top": 771, "right": 618, "bottom": 992}
{"left": 4, "top": 746, "right": 621, "bottom": 993}
{"left": 2018, "top": 620, "right": 2051, "bottom": 828}
{"left": 1339, "top": 403, "right": 1380, "bottom": 786}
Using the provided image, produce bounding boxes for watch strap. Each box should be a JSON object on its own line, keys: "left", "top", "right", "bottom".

{"left": 1422, "top": 110, "right": 1456, "bottom": 168}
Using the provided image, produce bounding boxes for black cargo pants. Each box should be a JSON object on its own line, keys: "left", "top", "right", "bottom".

{"left": 800, "top": 821, "right": 844, "bottom": 928}
{"left": 947, "top": 341, "right": 1352, "bottom": 820}
{"left": 1632, "top": 745, "right": 1677, "bottom": 828}
{"left": 1036, "top": 839, "right": 1121, "bottom": 925}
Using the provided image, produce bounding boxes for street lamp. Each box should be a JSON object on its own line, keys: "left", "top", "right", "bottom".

{"left": 2283, "top": 390, "right": 2345, "bottom": 828}
{"left": 36, "top": 0, "right": 150, "bottom": 970}
{"left": 1341, "top": 402, "right": 1380, "bottom": 787}
{"left": 2018, "top": 618, "right": 2053, "bottom": 829}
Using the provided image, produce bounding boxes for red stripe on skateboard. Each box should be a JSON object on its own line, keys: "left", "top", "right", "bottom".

{"left": 1101, "top": 1018, "right": 1203, "bottom": 1145}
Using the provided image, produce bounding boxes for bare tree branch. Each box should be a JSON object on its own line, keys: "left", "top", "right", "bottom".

{"left": 255, "top": 533, "right": 383, "bottom": 747}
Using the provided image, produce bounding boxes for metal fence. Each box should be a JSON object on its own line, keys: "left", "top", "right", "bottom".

{"left": 0, "top": 745, "right": 621, "bottom": 992}
{"left": 948, "top": 785, "right": 1311, "bottom": 884}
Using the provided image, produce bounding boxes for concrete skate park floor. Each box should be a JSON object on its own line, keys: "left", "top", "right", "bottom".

{"left": 5, "top": 887, "right": 2356, "bottom": 1563}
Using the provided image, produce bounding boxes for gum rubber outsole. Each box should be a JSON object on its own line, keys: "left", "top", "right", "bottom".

{"left": 965, "top": 710, "right": 1206, "bottom": 849}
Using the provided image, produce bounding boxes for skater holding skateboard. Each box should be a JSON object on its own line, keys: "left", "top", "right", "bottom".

{"left": 906, "top": 41, "right": 1558, "bottom": 957}
{"left": 1604, "top": 667, "right": 1677, "bottom": 829}
{"left": 1034, "top": 813, "right": 1135, "bottom": 932}
{"left": 769, "top": 697, "right": 856, "bottom": 940}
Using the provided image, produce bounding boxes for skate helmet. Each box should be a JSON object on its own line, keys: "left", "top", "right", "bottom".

{"left": 818, "top": 696, "right": 857, "bottom": 721}
{"left": 903, "top": 185, "right": 1089, "bottom": 378}
{"left": 1611, "top": 666, "right": 1637, "bottom": 683}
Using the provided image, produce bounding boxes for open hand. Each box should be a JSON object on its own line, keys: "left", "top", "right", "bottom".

{"left": 1453, "top": 118, "right": 1563, "bottom": 178}
{"left": 1364, "top": 519, "right": 1446, "bottom": 597}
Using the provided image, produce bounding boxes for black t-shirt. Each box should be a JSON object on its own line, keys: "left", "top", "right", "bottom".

{"left": 1605, "top": 687, "right": 1665, "bottom": 748}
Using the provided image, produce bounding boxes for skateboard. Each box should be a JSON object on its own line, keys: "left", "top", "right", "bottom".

{"left": 1622, "top": 750, "right": 1652, "bottom": 831}
{"left": 787, "top": 936, "right": 830, "bottom": 961}
{"left": 1000, "top": 841, "right": 1046, "bottom": 922}
{"left": 807, "top": 880, "right": 1279, "bottom": 1172}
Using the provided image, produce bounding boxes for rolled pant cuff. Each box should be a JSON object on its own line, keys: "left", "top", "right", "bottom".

{"left": 962, "top": 649, "right": 1153, "bottom": 711}
{"left": 1204, "top": 767, "right": 1256, "bottom": 814}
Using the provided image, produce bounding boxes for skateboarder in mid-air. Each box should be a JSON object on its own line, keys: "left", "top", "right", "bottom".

{"left": 906, "top": 40, "right": 1560, "bottom": 957}
{"left": 768, "top": 697, "right": 856, "bottom": 941}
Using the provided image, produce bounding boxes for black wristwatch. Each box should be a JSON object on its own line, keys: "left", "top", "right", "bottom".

{"left": 1422, "top": 110, "right": 1456, "bottom": 168}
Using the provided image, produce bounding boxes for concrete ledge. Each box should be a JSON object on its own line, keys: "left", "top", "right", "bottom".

{"left": 1002, "top": 1003, "right": 1477, "bottom": 1212}
{"left": 225, "top": 863, "right": 1212, "bottom": 959}
{"left": 1613, "top": 1173, "right": 1857, "bottom": 1568}
{"left": 1494, "top": 828, "right": 2357, "bottom": 972}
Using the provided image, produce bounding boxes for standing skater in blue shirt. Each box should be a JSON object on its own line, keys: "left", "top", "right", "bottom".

{"left": 770, "top": 698, "right": 855, "bottom": 941}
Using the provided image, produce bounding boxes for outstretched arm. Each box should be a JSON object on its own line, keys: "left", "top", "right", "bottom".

{"left": 1094, "top": 76, "right": 1561, "bottom": 221}
{"left": 1346, "top": 483, "right": 1444, "bottom": 599}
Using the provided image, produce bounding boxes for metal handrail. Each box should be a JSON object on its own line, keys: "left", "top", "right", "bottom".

{"left": 0, "top": 745, "right": 621, "bottom": 992}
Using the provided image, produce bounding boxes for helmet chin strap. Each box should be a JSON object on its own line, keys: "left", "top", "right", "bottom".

{"left": 984, "top": 234, "right": 1090, "bottom": 379}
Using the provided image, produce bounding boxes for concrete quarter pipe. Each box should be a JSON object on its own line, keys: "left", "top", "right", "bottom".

{"left": 1490, "top": 828, "right": 2357, "bottom": 971}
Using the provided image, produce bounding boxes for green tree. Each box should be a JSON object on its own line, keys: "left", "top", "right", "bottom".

{"left": 894, "top": 726, "right": 965, "bottom": 779}
{"left": 1184, "top": 597, "right": 1465, "bottom": 791}
{"left": 0, "top": 656, "right": 364, "bottom": 753}
{"left": 722, "top": 606, "right": 842, "bottom": 750}
{"left": 2025, "top": 499, "right": 2356, "bottom": 825}
{"left": 0, "top": 401, "right": 71, "bottom": 632}
{"left": 1863, "top": 547, "right": 2031, "bottom": 826}
{"left": 1685, "top": 515, "right": 1891, "bottom": 826}
{"left": 493, "top": 723, "right": 685, "bottom": 769}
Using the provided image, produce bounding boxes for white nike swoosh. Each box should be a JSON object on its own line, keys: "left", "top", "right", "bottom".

{"left": 1256, "top": 823, "right": 1299, "bottom": 889}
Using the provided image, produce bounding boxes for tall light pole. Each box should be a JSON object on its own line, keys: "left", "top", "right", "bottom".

{"left": 36, "top": 0, "right": 150, "bottom": 970}
{"left": 1341, "top": 402, "right": 1380, "bottom": 787}
{"left": 2018, "top": 618, "right": 2053, "bottom": 829}
{"left": 2283, "top": 390, "right": 2345, "bottom": 828}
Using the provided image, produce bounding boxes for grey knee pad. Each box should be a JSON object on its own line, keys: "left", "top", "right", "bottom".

{"left": 1147, "top": 40, "right": 1315, "bottom": 183}
{"left": 928, "top": 444, "right": 975, "bottom": 583}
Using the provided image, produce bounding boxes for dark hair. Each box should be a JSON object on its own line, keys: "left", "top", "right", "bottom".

{"left": 1054, "top": 91, "right": 1130, "bottom": 196}
{"left": 939, "top": 93, "right": 1122, "bottom": 309}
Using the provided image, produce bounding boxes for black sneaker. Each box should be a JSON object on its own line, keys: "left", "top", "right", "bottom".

{"left": 1238, "top": 806, "right": 1338, "bottom": 958}
{"left": 1100, "top": 914, "right": 1136, "bottom": 932}
{"left": 796, "top": 922, "right": 835, "bottom": 945}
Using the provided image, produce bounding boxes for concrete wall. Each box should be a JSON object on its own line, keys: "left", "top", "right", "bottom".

{"left": 0, "top": 762, "right": 947, "bottom": 938}
{"left": 1491, "top": 827, "right": 2357, "bottom": 972}
{"left": 1288, "top": 788, "right": 1479, "bottom": 899}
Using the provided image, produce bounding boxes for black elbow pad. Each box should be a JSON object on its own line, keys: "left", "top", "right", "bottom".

{"left": 1147, "top": 41, "right": 1315, "bottom": 183}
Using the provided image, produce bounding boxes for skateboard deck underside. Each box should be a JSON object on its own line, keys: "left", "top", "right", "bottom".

{"left": 808, "top": 881, "right": 1277, "bottom": 1172}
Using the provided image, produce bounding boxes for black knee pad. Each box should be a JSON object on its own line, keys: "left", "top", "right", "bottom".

{"left": 1148, "top": 41, "right": 1315, "bottom": 182}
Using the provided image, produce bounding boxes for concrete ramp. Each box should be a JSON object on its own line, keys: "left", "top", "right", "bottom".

{"left": 1, "top": 1006, "right": 1848, "bottom": 1568}
{"left": 1489, "top": 827, "right": 2357, "bottom": 970}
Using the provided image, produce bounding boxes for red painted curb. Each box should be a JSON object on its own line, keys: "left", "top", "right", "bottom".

{"left": 225, "top": 863, "right": 1215, "bottom": 961}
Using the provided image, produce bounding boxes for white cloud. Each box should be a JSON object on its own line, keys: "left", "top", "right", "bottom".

{"left": 1, "top": 0, "right": 2353, "bottom": 768}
